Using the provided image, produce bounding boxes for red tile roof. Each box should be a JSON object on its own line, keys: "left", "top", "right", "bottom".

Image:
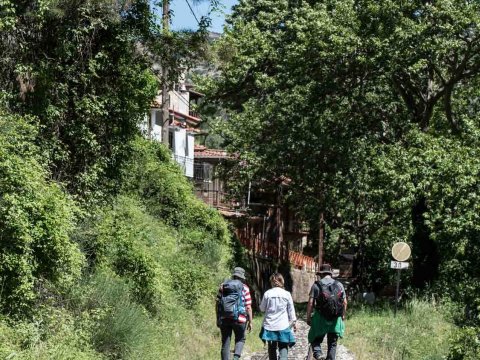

{"left": 194, "top": 145, "right": 231, "bottom": 159}
{"left": 170, "top": 109, "right": 201, "bottom": 124}
{"left": 171, "top": 120, "right": 200, "bottom": 133}
{"left": 150, "top": 102, "right": 201, "bottom": 124}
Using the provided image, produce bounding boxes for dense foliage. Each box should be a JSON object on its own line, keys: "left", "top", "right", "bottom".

{"left": 0, "top": 0, "right": 212, "bottom": 199}
{"left": 0, "top": 0, "right": 232, "bottom": 358}
{"left": 206, "top": 0, "right": 480, "bottom": 356}
{"left": 0, "top": 111, "right": 83, "bottom": 315}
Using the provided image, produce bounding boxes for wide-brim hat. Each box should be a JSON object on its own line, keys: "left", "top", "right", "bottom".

{"left": 232, "top": 267, "right": 246, "bottom": 280}
{"left": 316, "top": 264, "right": 333, "bottom": 275}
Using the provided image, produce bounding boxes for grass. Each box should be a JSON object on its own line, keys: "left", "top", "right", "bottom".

{"left": 342, "top": 298, "right": 454, "bottom": 360}
{"left": 242, "top": 314, "right": 268, "bottom": 355}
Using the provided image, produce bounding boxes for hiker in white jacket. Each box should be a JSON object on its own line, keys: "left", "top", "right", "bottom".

{"left": 259, "top": 273, "right": 297, "bottom": 360}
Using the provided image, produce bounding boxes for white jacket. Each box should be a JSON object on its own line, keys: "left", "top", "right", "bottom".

{"left": 260, "top": 287, "right": 297, "bottom": 331}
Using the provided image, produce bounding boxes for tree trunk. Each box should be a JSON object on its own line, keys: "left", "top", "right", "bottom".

{"left": 318, "top": 211, "right": 324, "bottom": 268}
{"left": 277, "top": 191, "right": 284, "bottom": 261}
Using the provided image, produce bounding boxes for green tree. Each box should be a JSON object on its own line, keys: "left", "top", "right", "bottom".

{"left": 0, "top": 109, "right": 83, "bottom": 315}
{"left": 207, "top": 0, "right": 480, "bottom": 290}
{"left": 0, "top": 0, "right": 214, "bottom": 201}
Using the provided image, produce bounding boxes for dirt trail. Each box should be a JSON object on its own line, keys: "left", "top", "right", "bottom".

{"left": 242, "top": 319, "right": 355, "bottom": 360}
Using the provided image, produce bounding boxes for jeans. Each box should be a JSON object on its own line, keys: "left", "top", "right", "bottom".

{"left": 220, "top": 321, "right": 246, "bottom": 360}
{"left": 267, "top": 341, "right": 288, "bottom": 360}
{"left": 312, "top": 333, "right": 338, "bottom": 360}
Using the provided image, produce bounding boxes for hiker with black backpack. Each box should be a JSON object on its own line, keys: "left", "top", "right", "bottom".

{"left": 216, "top": 267, "right": 253, "bottom": 360}
{"left": 306, "top": 264, "right": 347, "bottom": 360}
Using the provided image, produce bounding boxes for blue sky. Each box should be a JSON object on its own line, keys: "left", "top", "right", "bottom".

{"left": 170, "top": 0, "right": 238, "bottom": 33}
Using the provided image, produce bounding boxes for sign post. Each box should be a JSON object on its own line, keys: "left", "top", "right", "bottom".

{"left": 394, "top": 269, "right": 401, "bottom": 316}
{"left": 391, "top": 242, "right": 411, "bottom": 317}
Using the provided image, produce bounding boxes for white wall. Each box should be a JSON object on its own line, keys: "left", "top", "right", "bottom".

{"left": 139, "top": 114, "right": 149, "bottom": 136}
{"left": 185, "top": 133, "right": 195, "bottom": 178}
{"left": 170, "top": 128, "right": 195, "bottom": 178}
{"left": 174, "top": 127, "right": 186, "bottom": 158}
{"left": 170, "top": 90, "right": 190, "bottom": 116}
{"left": 139, "top": 110, "right": 162, "bottom": 141}
{"left": 172, "top": 128, "right": 186, "bottom": 176}
{"left": 152, "top": 109, "right": 162, "bottom": 141}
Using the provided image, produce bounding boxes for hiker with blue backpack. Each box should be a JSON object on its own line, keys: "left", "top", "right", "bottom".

{"left": 216, "top": 267, "right": 253, "bottom": 360}
{"left": 306, "top": 264, "right": 347, "bottom": 360}
{"left": 259, "top": 272, "right": 297, "bottom": 360}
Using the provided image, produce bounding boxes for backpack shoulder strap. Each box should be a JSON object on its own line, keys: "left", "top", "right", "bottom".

{"left": 331, "top": 281, "right": 344, "bottom": 299}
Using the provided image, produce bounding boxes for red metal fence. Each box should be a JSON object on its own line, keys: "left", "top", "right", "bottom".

{"left": 288, "top": 251, "right": 318, "bottom": 272}
{"left": 237, "top": 227, "right": 317, "bottom": 273}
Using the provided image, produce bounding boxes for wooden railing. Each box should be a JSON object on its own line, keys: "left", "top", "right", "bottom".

{"left": 194, "top": 189, "right": 233, "bottom": 209}
{"left": 189, "top": 110, "right": 200, "bottom": 119}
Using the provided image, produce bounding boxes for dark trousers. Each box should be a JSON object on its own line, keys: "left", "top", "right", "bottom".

{"left": 220, "top": 321, "right": 246, "bottom": 360}
{"left": 267, "top": 341, "right": 288, "bottom": 360}
{"left": 312, "top": 333, "right": 338, "bottom": 360}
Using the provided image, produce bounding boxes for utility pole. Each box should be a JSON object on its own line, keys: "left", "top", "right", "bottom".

{"left": 161, "top": 0, "right": 170, "bottom": 146}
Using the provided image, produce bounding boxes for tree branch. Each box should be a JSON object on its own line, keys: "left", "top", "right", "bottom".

{"left": 392, "top": 74, "right": 419, "bottom": 121}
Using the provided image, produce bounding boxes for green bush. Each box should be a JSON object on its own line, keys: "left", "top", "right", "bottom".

{"left": 169, "top": 258, "right": 216, "bottom": 308}
{"left": 121, "top": 138, "right": 230, "bottom": 242}
{"left": 0, "top": 111, "right": 83, "bottom": 315}
{"left": 0, "top": 113, "right": 233, "bottom": 357}
{"left": 0, "top": 307, "right": 101, "bottom": 360}
{"left": 448, "top": 326, "right": 480, "bottom": 360}
{"left": 77, "top": 196, "right": 177, "bottom": 314}
{"left": 74, "top": 270, "right": 159, "bottom": 359}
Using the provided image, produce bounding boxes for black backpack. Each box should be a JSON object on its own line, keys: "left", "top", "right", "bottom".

{"left": 314, "top": 280, "right": 344, "bottom": 321}
{"left": 218, "top": 279, "right": 245, "bottom": 321}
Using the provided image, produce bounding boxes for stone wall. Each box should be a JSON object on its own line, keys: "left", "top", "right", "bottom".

{"left": 247, "top": 256, "right": 317, "bottom": 305}
{"left": 290, "top": 268, "right": 317, "bottom": 303}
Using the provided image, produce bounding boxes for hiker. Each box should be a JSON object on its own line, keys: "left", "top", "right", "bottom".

{"left": 306, "top": 264, "right": 347, "bottom": 360}
{"left": 216, "top": 267, "right": 253, "bottom": 360}
{"left": 259, "top": 273, "right": 297, "bottom": 360}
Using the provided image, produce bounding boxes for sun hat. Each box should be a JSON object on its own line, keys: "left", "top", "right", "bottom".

{"left": 316, "top": 263, "right": 333, "bottom": 276}
{"left": 232, "top": 267, "right": 246, "bottom": 280}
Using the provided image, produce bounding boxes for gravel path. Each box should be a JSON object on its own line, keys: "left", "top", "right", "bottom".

{"left": 242, "top": 320, "right": 355, "bottom": 360}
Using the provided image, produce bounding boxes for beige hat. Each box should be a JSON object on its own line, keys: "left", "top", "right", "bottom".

{"left": 232, "top": 267, "right": 246, "bottom": 280}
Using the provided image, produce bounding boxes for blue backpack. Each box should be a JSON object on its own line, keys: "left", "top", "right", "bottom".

{"left": 219, "top": 279, "right": 246, "bottom": 321}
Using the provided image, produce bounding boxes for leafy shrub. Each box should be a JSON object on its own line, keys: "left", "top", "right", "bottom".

{"left": 169, "top": 258, "right": 216, "bottom": 308}
{"left": 76, "top": 196, "right": 177, "bottom": 314}
{"left": 0, "top": 307, "right": 101, "bottom": 360}
{"left": 121, "top": 137, "right": 230, "bottom": 243}
{"left": 0, "top": 111, "right": 83, "bottom": 315}
{"left": 75, "top": 270, "right": 159, "bottom": 359}
{"left": 448, "top": 326, "right": 480, "bottom": 360}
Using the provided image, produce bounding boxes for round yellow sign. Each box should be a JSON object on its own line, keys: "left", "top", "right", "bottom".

{"left": 391, "top": 242, "right": 411, "bottom": 262}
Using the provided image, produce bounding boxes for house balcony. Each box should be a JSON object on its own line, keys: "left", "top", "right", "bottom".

{"left": 189, "top": 110, "right": 200, "bottom": 119}
{"left": 173, "top": 154, "right": 194, "bottom": 178}
{"left": 194, "top": 188, "right": 236, "bottom": 209}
